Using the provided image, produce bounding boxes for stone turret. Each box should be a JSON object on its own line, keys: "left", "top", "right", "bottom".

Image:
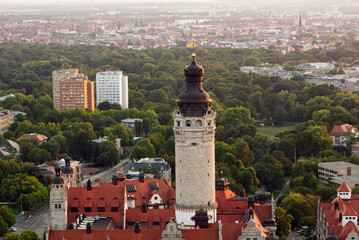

{"left": 50, "top": 166, "right": 68, "bottom": 230}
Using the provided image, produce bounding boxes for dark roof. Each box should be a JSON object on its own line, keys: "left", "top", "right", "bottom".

{"left": 0, "top": 139, "right": 20, "bottom": 151}
{"left": 129, "top": 160, "right": 170, "bottom": 172}
{"left": 326, "top": 233, "right": 340, "bottom": 240}
{"left": 177, "top": 57, "right": 212, "bottom": 117}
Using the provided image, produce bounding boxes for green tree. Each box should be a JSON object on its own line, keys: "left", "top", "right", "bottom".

{"left": 275, "top": 207, "right": 293, "bottom": 239}
{"left": 0, "top": 205, "right": 15, "bottom": 228}
{"left": 242, "top": 56, "right": 260, "bottom": 66}
{"left": 148, "top": 89, "right": 168, "bottom": 103}
{"left": 0, "top": 216, "right": 7, "bottom": 236}
{"left": 130, "top": 138, "right": 156, "bottom": 160}
{"left": 253, "top": 155, "right": 283, "bottom": 191}
{"left": 296, "top": 126, "right": 333, "bottom": 157}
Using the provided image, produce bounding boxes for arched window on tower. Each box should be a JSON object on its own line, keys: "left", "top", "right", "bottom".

{"left": 195, "top": 120, "right": 202, "bottom": 127}
{"left": 186, "top": 120, "right": 192, "bottom": 127}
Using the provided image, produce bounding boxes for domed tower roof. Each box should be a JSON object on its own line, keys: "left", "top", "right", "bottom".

{"left": 255, "top": 186, "right": 272, "bottom": 204}
{"left": 52, "top": 165, "right": 64, "bottom": 184}
{"left": 178, "top": 54, "right": 211, "bottom": 117}
{"left": 62, "top": 156, "right": 73, "bottom": 174}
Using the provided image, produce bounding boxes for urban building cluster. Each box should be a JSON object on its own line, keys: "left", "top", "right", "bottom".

{"left": 0, "top": 3, "right": 358, "bottom": 51}
{"left": 46, "top": 55, "right": 277, "bottom": 240}
{"left": 52, "top": 69, "right": 128, "bottom": 112}
{"left": 241, "top": 64, "right": 359, "bottom": 93}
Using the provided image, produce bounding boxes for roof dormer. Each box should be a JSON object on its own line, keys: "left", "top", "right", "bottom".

{"left": 343, "top": 204, "right": 358, "bottom": 228}
{"left": 338, "top": 182, "right": 351, "bottom": 200}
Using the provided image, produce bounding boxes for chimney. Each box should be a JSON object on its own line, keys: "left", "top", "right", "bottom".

{"left": 240, "top": 189, "right": 246, "bottom": 197}
{"left": 112, "top": 175, "right": 118, "bottom": 185}
{"left": 334, "top": 200, "right": 339, "bottom": 211}
{"left": 87, "top": 179, "right": 92, "bottom": 190}
{"left": 339, "top": 211, "right": 342, "bottom": 222}
{"left": 249, "top": 208, "right": 254, "bottom": 219}
{"left": 139, "top": 172, "right": 144, "bottom": 183}
{"left": 141, "top": 202, "right": 147, "bottom": 213}
{"left": 68, "top": 223, "right": 74, "bottom": 230}
{"left": 134, "top": 221, "right": 140, "bottom": 234}
{"left": 86, "top": 222, "right": 92, "bottom": 234}
{"left": 247, "top": 196, "right": 254, "bottom": 209}
{"left": 128, "top": 195, "right": 135, "bottom": 209}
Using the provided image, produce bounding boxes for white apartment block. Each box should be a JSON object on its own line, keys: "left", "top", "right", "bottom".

{"left": 318, "top": 161, "right": 359, "bottom": 188}
{"left": 96, "top": 71, "right": 128, "bottom": 109}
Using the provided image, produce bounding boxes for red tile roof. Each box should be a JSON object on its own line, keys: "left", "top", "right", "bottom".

{"left": 330, "top": 124, "right": 358, "bottom": 136}
{"left": 343, "top": 204, "right": 358, "bottom": 216}
{"left": 15, "top": 133, "right": 48, "bottom": 142}
{"left": 338, "top": 182, "right": 351, "bottom": 192}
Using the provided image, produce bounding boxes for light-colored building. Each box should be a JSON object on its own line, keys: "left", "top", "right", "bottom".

{"left": 92, "top": 136, "right": 123, "bottom": 155}
{"left": 318, "top": 161, "right": 359, "bottom": 188}
{"left": 59, "top": 76, "right": 95, "bottom": 112}
{"left": 96, "top": 71, "right": 128, "bottom": 109}
{"left": 0, "top": 111, "right": 14, "bottom": 134}
{"left": 57, "top": 157, "right": 82, "bottom": 187}
{"left": 52, "top": 69, "right": 79, "bottom": 110}
{"left": 330, "top": 124, "right": 359, "bottom": 147}
{"left": 120, "top": 118, "right": 145, "bottom": 137}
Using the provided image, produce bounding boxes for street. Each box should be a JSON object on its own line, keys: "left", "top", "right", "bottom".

{"left": 14, "top": 203, "right": 49, "bottom": 237}
{"left": 82, "top": 159, "right": 131, "bottom": 186}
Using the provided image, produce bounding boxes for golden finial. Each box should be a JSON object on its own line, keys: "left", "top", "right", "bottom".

{"left": 186, "top": 41, "right": 197, "bottom": 60}
{"left": 192, "top": 52, "right": 196, "bottom": 59}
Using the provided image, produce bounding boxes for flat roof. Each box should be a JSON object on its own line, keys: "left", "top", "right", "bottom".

{"left": 318, "top": 161, "right": 359, "bottom": 168}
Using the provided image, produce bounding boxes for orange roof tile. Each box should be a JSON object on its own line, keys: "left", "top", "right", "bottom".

{"left": 343, "top": 204, "right": 358, "bottom": 216}
{"left": 338, "top": 182, "right": 351, "bottom": 192}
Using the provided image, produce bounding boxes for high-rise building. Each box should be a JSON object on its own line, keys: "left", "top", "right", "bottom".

{"left": 174, "top": 53, "right": 217, "bottom": 226}
{"left": 52, "top": 69, "right": 79, "bottom": 110}
{"left": 96, "top": 71, "right": 128, "bottom": 109}
{"left": 59, "top": 76, "right": 95, "bottom": 112}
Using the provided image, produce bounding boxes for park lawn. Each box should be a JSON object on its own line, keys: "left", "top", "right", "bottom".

{"left": 256, "top": 122, "right": 297, "bottom": 137}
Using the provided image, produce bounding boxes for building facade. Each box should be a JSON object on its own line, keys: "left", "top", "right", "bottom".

{"left": 96, "top": 71, "right": 128, "bottom": 109}
{"left": 330, "top": 124, "right": 358, "bottom": 147}
{"left": 59, "top": 76, "right": 95, "bottom": 112}
{"left": 317, "top": 183, "right": 359, "bottom": 240}
{"left": 318, "top": 161, "right": 359, "bottom": 188}
{"left": 52, "top": 69, "right": 79, "bottom": 110}
{"left": 0, "top": 111, "right": 14, "bottom": 134}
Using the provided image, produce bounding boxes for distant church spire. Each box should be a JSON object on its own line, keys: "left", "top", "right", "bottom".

{"left": 297, "top": 13, "right": 303, "bottom": 38}
{"left": 298, "top": 13, "right": 303, "bottom": 27}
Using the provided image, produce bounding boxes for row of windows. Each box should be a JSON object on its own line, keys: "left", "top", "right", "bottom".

{"left": 70, "top": 207, "right": 119, "bottom": 212}
{"left": 345, "top": 216, "right": 356, "bottom": 219}
{"left": 128, "top": 221, "right": 162, "bottom": 226}
{"left": 55, "top": 204, "right": 62, "bottom": 209}
{"left": 339, "top": 192, "right": 350, "bottom": 195}
{"left": 176, "top": 120, "right": 213, "bottom": 127}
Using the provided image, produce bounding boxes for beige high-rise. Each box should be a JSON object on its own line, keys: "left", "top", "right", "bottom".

{"left": 174, "top": 56, "right": 217, "bottom": 227}
{"left": 52, "top": 69, "right": 78, "bottom": 110}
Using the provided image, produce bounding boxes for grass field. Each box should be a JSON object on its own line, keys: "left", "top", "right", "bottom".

{"left": 256, "top": 122, "right": 297, "bottom": 137}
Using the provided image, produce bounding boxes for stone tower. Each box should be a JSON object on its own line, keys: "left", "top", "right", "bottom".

{"left": 62, "top": 156, "right": 75, "bottom": 188}
{"left": 174, "top": 53, "right": 217, "bottom": 227}
{"left": 50, "top": 166, "right": 68, "bottom": 230}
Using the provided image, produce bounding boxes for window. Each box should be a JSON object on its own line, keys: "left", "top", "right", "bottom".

{"left": 111, "top": 207, "right": 119, "bottom": 212}
{"left": 59, "top": 204, "right": 61, "bottom": 209}
{"left": 85, "top": 207, "right": 92, "bottom": 212}
{"left": 177, "top": 121, "right": 180, "bottom": 127}
{"left": 98, "top": 207, "right": 105, "bottom": 212}
{"left": 55, "top": 204, "right": 58, "bottom": 209}
{"left": 186, "top": 120, "right": 191, "bottom": 127}
{"left": 127, "top": 222, "right": 135, "bottom": 226}
{"left": 140, "top": 222, "right": 148, "bottom": 226}
{"left": 70, "top": 207, "right": 78, "bottom": 212}
{"left": 153, "top": 221, "right": 160, "bottom": 226}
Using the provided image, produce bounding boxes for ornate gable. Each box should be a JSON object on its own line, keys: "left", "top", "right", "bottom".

{"left": 239, "top": 218, "right": 265, "bottom": 240}
{"left": 161, "top": 218, "right": 184, "bottom": 240}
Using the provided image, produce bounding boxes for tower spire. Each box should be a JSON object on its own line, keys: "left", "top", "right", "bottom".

{"left": 299, "top": 13, "right": 303, "bottom": 27}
